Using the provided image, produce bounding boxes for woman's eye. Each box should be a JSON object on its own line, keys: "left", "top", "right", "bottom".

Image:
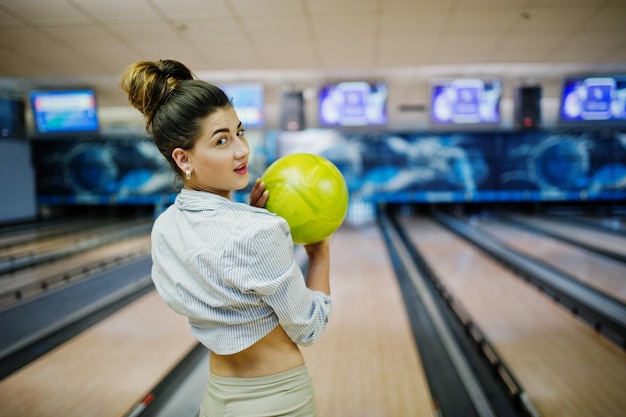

{"left": 237, "top": 129, "right": 246, "bottom": 137}
{"left": 217, "top": 137, "right": 228, "bottom": 145}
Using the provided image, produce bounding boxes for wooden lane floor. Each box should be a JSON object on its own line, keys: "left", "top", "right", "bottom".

{"left": 506, "top": 214, "right": 626, "bottom": 256}
{"left": 0, "top": 218, "right": 152, "bottom": 263}
{"left": 573, "top": 215, "right": 626, "bottom": 232}
{"left": 471, "top": 217, "right": 626, "bottom": 304}
{"left": 399, "top": 216, "right": 626, "bottom": 417}
{"left": 0, "top": 291, "right": 197, "bottom": 417}
{"left": 0, "top": 218, "right": 113, "bottom": 249}
{"left": 0, "top": 235, "right": 151, "bottom": 308}
{"left": 0, "top": 224, "right": 437, "bottom": 417}
{"left": 303, "top": 224, "right": 436, "bottom": 417}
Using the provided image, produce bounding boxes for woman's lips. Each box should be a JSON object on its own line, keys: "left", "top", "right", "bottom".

{"left": 235, "top": 163, "right": 248, "bottom": 175}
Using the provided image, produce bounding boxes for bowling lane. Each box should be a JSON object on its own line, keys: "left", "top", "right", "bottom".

{"left": 561, "top": 214, "right": 626, "bottom": 234}
{"left": 399, "top": 216, "right": 626, "bottom": 417}
{"left": 0, "top": 217, "right": 111, "bottom": 249}
{"left": 506, "top": 214, "right": 626, "bottom": 257}
{"left": 0, "top": 291, "right": 197, "bottom": 417}
{"left": 0, "top": 217, "right": 152, "bottom": 260}
{"left": 0, "top": 235, "right": 151, "bottom": 308}
{"left": 302, "top": 224, "right": 436, "bottom": 417}
{"left": 469, "top": 216, "right": 626, "bottom": 304}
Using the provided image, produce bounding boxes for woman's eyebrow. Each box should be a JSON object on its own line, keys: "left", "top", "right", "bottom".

{"left": 211, "top": 122, "right": 242, "bottom": 137}
{"left": 211, "top": 127, "right": 229, "bottom": 136}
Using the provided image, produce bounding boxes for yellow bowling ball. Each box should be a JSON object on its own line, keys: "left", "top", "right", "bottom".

{"left": 261, "top": 153, "right": 349, "bottom": 244}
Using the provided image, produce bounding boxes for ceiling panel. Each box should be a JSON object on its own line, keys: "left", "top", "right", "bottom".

{"left": 512, "top": 7, "right": 597, "bottom": 33}
{"left": 151, "top": 0, "right": 231, "bottom": 20}
{"left": 18, "top": 45, "right": 102, "bottom": 75}
{"left": 73, "top": 0, "right": 159, "bottom": 22}
{"left": 0, "top": 25, "right": 60, "bottom": 49}
{"left": 131, "top": 40, "right": 202, "bottom": 63}
{"left": 189, "top": 38, "right": 264, "bottom": 70}
{"left": 490, "top": 33, "right": 570, "bottom": 63}
{"left": 255, "top": 40, "right": 319, "bottom": 69}
{"left": 381, "top": 0, "right": 456, "bottom": 12}
{"left": 0, "top": 7, "right": 25, "bottom": 25}
{"left": 106, "top": 21, "right": 182, "bottom": 43}
{"left": 0, "top": 0, "right": 90, "bottom": 24}
{"left": 71, "top": 43, "right": 142, "bottom": 73}
{"left": 241, "top": 16, "right": 311, "bottom": 41}
{"left": 551, "top": 32, "right": 626, "bottom": 63}
{"left": 445, "top": 9, "right": 520, "bottom": 33}
{"left": 380, "top": 11, "right": 449, "bottom": 36}
{"left": 377, "top": 35, "right": 438, "bottom": 66}
{"left": 0, "top": 48, "right": 42, "bottom": 76}
{"left": 583, "top": 6, "right": 626, "bottom": 31}
{"left": 531, "top": 0, "right": 607, "bottom": 5}
{"left": 229, "top": 0, "right": 305, "bottom": 17}
{"left": 311, "top": 14, "right": 378, "bottom": 38}
{"left": 305, "top": 0, "right": 379, "bottom": 14}
{"left": 317, "top": 37, "right": 377, "bottom": 68}
{"left": 432, "top": 34, "right": 503, "bottom": 65}
{"left": 455, "top": 0, "right": 530, "bottom": 8}
{"left": 176, "top": 20, "right": 248, "bottom": 48}
{"left": 41, "top": 24, "right": 118, "bottom": 44}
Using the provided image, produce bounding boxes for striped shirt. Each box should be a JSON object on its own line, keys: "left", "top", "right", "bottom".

{"left": 150, "top": 188, "right": 332, "bottom": 355}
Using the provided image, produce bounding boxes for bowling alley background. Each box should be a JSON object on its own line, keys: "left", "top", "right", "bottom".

{"left": 1, "top": 76, "right": 626, "bottom": 225}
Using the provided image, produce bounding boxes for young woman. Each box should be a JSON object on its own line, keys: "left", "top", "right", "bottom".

{"left": 120, "top": 59, "right": 332, "bottom": 417}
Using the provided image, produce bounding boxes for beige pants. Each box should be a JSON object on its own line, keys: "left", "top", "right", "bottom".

{"left": 200, "top": 365, "right": 317, "bottom": 417}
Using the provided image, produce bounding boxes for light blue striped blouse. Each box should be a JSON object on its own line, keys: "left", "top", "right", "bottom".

{"left": 150, "top": 188, "right": 332, "bottom": 355}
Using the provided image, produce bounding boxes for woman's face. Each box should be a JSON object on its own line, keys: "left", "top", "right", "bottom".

{"left": 175, "top": 106, "right": 250, "bottom": 198}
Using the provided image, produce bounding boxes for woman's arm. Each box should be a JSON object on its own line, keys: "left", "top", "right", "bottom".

{"left": 303, "top": 237, "right": 331, "bottom": 295}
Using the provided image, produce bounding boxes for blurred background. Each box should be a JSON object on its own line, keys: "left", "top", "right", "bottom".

{"left": 0, "top": 1, "right": 625, "bottom": 417}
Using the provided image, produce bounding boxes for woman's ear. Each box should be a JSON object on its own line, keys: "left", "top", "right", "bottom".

{"left": 172, "top": 148, "right": 192, "bottom": 173}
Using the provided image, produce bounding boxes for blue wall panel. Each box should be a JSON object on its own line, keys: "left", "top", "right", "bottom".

{"left": 32, "top": 129, "right": 626, "bottom": 206}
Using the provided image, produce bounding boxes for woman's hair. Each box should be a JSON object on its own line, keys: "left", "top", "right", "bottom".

{"left": 120, "top": 59, "right": 232, "bottom": 176}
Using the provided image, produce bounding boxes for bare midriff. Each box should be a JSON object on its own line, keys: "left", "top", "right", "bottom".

{"left": 209, "top": 325, "right": 305, "bottom": 377}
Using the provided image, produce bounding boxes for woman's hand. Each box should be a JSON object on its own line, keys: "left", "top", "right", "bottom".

{"left": 249, "top": 178, "right": 269, "bottom": 208}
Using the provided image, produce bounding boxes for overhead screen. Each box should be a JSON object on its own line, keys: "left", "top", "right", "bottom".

{"left": 220, "top": 83, "right": 264, "bottom": 129}
{"left": 318, "top": 81, "right": 388, "bottom": 127}
{"left": 30, "top": 89, "right": 99, "bottom": 136}
{"left": 559, "top": 75, "right": 626, "bottom": 127}
{"left": 430, "top": 78, "right": 502, "bottom": 127}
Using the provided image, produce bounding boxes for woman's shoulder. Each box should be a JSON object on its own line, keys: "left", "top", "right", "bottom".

{"left": 232, "top": 207, "right": 291, "bottom": 241}
{"left": 152, "top": 197, "right": 292, "bottom": 246}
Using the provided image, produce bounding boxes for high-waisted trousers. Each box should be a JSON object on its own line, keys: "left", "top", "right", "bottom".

{"left": 200, "top": 365, "right": 317, "bottom": 417}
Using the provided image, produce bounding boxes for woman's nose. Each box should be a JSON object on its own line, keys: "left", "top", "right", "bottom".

{"left": 234, "top": 141, "right": 249, "bottom": 159}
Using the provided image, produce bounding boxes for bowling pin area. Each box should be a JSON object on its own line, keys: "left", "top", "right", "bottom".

{"left": 0, "top": 200, "right": 624, "bottom": 417}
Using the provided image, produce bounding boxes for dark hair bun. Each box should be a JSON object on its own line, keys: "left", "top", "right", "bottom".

{"left": 120, "top": 59, "right": 194, "bottom": 131}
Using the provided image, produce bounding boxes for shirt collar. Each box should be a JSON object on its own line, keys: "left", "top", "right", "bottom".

{"left": 175, "top": 188, "right": 265, "bottom": 214}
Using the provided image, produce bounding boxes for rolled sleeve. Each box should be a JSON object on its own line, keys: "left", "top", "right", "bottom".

{"left": 262, "top": 261, "right": 332, "bottom": 346}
